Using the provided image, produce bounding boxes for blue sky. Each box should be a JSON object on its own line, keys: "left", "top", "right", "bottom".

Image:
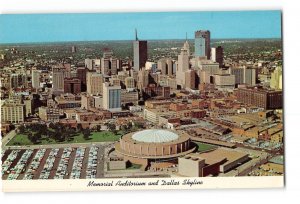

{"left": 0, "top": 11, "right": 281, "bottom": 43}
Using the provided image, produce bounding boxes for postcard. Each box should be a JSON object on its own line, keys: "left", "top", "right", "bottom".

{"left": 0, "top": 10, "right": 284, "bottom": 192}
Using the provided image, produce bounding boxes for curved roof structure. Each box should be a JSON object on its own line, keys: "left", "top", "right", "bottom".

{"left": 132, "top": 129, "right": 179, "bottom": 143}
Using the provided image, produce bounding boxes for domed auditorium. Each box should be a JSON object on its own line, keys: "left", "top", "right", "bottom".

{"left": 114, "top": 129, "right": 196, "bottom": 169}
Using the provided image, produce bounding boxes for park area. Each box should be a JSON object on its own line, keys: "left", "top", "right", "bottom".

{"left": 7, "top": 123, "right": 123, "bottom": 146}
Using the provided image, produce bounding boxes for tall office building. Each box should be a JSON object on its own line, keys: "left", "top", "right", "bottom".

{"left": 100, "top": 51, "right": 121, "bottom": 75}
{"left": 157, "top": 58, "right": 174, "bottom": 76}
{"left": 52, "top": 68, "right": 65, "bottom": 93}
{"left": 183, "top": 33, "right": 190, "bottom": 56}
{"left": 86, "top": 72, "right": 103, "bottom": 95}
{"left": 125, "top": 76, "right": 135, "bottom": 90}
{"left": 110, "top": 58, "right": 119, "bottom": 75}
{"left": 270, "top": 66, "right": 282, "bottom": 90}
{"left": 176, "top": 42, "right": 190, "bottom": 88}
{"left": 101, "top": 57, "right": 111, "bottom": 75}
{"left": 24, "top": 97, "right": 33, "bottom": 117}
{"left": 77, "top": 67, "right": 87, "bottom": 91}
{"left": 64, "top": 78, "right": 81, "bottom": 94}
{"left": 62, "top": 63, "right": 72, "bottom": 78}
{"left": 137, "top": 68, "right": 149, "bottom": 90}
{"left": 195, "top": 30, "right": 211, "bottom": 59}
{"left": 1, "top": 99, "right": 25, "bottom": 123}
{"left": 230, "top": 67, "right": 244, "bottom": 85}
{"left": 102, "top": 82, "right": 121, "bottom": 112}
{"left": 32, "top": 70, "right": 41, "bottom": 89}
{"left": 213, "top": 74, "right": 235, "bottom": 89}
{"left": 71, "top": 46, "right": 77, "bottom": 53}
{"left": 185, "top": 70, "right": 197, "bottom": 90}
{"left": 211, "top": 46, "right": 224, "bottom": 67}
{"left": 85, "top": 59, "right": 101, "bottom": 71}
{"left": 10, "top": 73, "right": 27, "bottom": 89}
{"left": 244, "top": 67, "right": 257, "bottom": 86}
{"left": 133, "top": 30, "right": 148, "bottom": 71}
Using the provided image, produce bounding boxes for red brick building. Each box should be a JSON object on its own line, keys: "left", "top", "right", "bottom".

{"left": 64, "top": 78, "right": 81, "bottom": 94}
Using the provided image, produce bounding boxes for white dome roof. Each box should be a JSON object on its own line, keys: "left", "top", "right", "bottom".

{"left": 132, "top": 129, "right": 179, "bottom": 143}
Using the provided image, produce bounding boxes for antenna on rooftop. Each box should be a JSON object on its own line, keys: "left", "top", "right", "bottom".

{"left": 135, "top": 28, "right": 138, "bottom": 41}
{"left": 186, "top": 32, "right": 187, "bottom": 41}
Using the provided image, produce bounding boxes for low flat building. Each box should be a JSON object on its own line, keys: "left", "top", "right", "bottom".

{"left": 144, "top": 108, "right": 175, "bottom": 124}
{"left": 178, "top": 148, "right": 249, "bottom": 177}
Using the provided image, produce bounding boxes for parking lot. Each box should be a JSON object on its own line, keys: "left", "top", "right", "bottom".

{"left": 1, "top": 145, "right": 106, "bottom": 180}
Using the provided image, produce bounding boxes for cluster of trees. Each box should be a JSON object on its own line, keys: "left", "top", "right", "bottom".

{"left": 19, "top": 123, "right": 82, "bottom": 144}
{"left": 19, "top": 124, "right": 48, "bottom": 144}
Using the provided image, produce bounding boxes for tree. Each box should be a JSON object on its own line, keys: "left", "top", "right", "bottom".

{"left": 134, "top": 122, "right": 144, "bottom": 129}
{"left": 83, "top": 129, "right": 91, "bottom": 140}
{"left": 170, "top": 93, "right": 176, "bottom": 98}
{"left": 107, "top": 123, "right": 116, "bottom": 132}
{"left": 49, "top": 122, "right": 56, "bottom": 129}
{"left": 77, "top": 123, "right": 83, "bottom": 131}
{"left": 33, "top": 132, "right": 41, "bottom": 144}
{"left": 28, "top": 132, "right": 33, "bottom": 141}
{"left": 96, "top": 125, "right": 102, "bottom": 132}
{"left": 28, "top": 132, "right": 39, "bottom": 144}
{"left": 19, "top": 125, "right": 25, "bottom": 134}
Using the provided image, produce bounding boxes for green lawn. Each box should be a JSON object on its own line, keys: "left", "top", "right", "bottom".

{"left": 7, "top": 131, "right": 122, "bottom": 146}
{"left": 194, "top": 142, "right": 216, "bottom": 153}
{"left": 6, "top": 134, "right": 33, "bottom": 146}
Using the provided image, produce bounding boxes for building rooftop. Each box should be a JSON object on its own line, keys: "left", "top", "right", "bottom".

{"left": 132, "top": 129, "right": 179, "bottom": 143}
{"left": 188, "top": 148, "right": 248, "bottom": 165}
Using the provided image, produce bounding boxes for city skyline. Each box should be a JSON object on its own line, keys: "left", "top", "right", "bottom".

{"left": 0, "top": 10, "right": 281, "bottom": 44}
{"left": 1, "top": 11, "right": 283, "bottom": 188}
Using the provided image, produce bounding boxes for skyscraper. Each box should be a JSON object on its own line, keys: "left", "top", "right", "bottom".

{"left": 10, "top": 73, "right": 27, "bottom": 89}
{"left": 102, "top": 82, "right": 121, "bottom": 112}
{"left": 137, "top": 68, "right": 149, "bottom": 90}
{"left": 195, "top": 30, "right": 211, "bottom": 59}
{"left": 157, "top": 58, "right": 174, "bottom": 76}
{"left": 185, "top": 70, "right": 197, "bottom": 90}
{"left": 86, "top": 71, "right": 103, "bottom": 95}
{"left": 52, "top": 68, "right": 65, "bottom": 93}
{"left": 64, "top": 78, "right": 81, "bottom": 94}
{"left": 176, "top": 41, "right": 190, "bottom": 88}
{"left": 230, "top": 67, "right": 244, "bottom": 85}
{"left": 244, "top": 67, "right": 257, "bottom": 86}
{"left": 31, "top": 70, "right": 41, "bottom": 89}
{"left": 133, "top": 29, "right": 148, "bottom": 71}
{"left": 125, "top": 76, "right": 135, "bottom": 90}
{"left": 183, "top": 32, "right": 190, "bottom": 56}
{"left": 270, "top": 66, "right": 282, "bottom": 90}
{"left": 211, "top": 46, "right": 224, "bottom": 67}
{"left": 71, "top": 46, "right": 77, "bottom": 53}
{"left": 77, "top": 67, "right": 87, "bottom": 91}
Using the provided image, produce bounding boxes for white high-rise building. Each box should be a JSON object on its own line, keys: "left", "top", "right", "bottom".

{"left": 102, "top": 82, "right": 121, "bottom": 112}
{"left": 1, "top": 99, "right": 25, "bottom": 123}
{"left": 32, "top": 70, "right": 41, "bottom": 89}
{"left": 52, "top": 68, "right": 65, "bottom": 93}
{"left": 176, "top": 41, "right": 190, "bottom": 88}
{"left": 270, "top": 66, "right": 282, "bottom": 90}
